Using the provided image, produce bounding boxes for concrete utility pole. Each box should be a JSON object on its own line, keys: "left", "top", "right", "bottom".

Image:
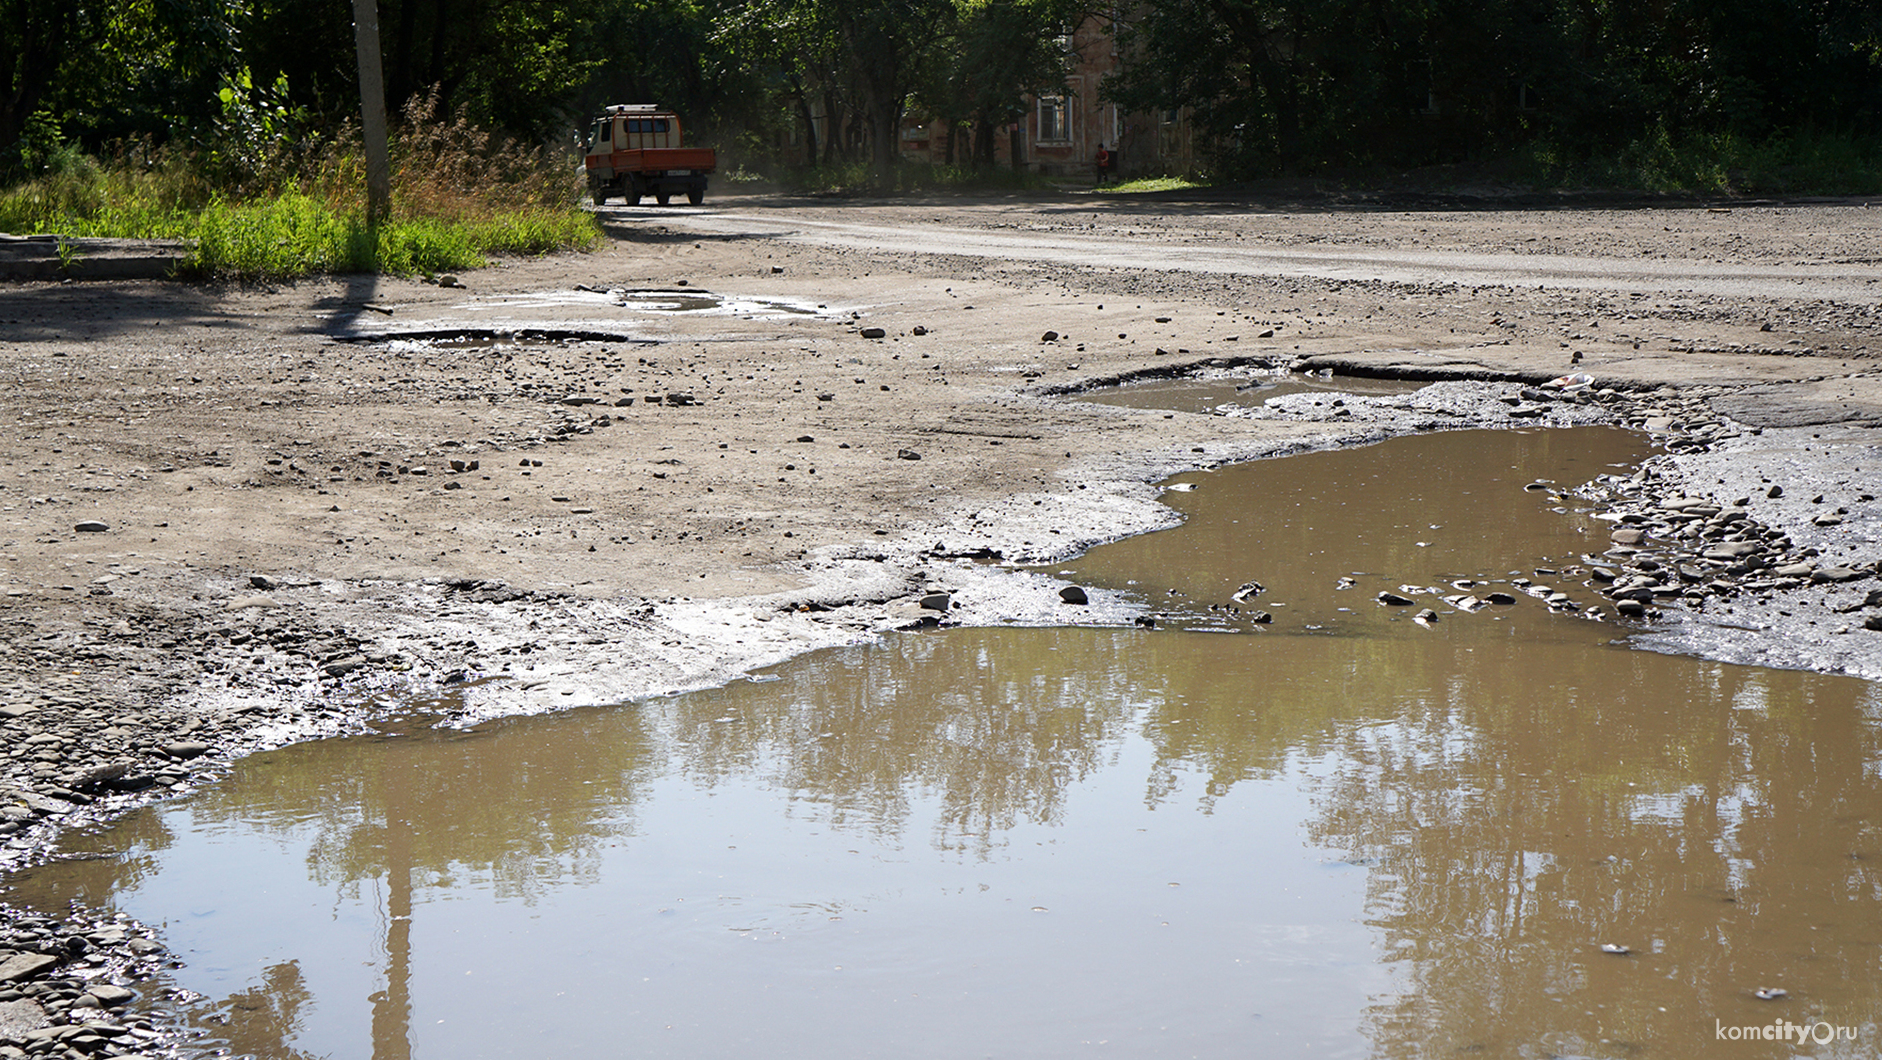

{"left": 352, "top": 0, "right": 392, "bottom": 227}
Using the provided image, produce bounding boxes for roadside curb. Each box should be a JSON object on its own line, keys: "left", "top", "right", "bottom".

{"left": 0, "top": 235, "right": 187, "bottom": 281}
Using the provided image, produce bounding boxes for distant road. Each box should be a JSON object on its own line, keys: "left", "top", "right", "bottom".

{"left": 642, "top": 205, "right": 1882, "bottom": 304}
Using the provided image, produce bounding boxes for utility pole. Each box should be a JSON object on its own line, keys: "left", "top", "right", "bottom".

{"left": 352, "top": 0, "right": 392, "bottom": 229}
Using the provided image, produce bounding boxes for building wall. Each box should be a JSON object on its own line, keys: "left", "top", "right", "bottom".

{"left": 898, "top": 15, "right": 1198, "bottom": 180}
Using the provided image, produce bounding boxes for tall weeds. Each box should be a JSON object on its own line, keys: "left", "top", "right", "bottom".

{"left": 0, "top": 92, "right": 599, "bottom": 278}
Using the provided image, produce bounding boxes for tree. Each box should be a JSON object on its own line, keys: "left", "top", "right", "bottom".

{"left": 917, "top": 0, "right": 1071, "bottom": 169}
{"left": 829, "top": 0, "right": 957, "bottom": 189}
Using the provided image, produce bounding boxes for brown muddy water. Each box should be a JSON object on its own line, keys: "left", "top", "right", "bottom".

{"left": 8, "top": 428, "right": 1881, "bottom": 1060}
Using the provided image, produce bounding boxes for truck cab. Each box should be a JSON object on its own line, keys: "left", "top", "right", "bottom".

{"left": 584, "top": 104, "right": 716, "bottom": 206}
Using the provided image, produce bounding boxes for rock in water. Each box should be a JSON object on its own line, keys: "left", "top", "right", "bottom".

{"left": 1230, "top": 580, "right": 1265, "bottom": 602}
{"left": 1377, "top": 591, "right": 1415, "bottom": 606}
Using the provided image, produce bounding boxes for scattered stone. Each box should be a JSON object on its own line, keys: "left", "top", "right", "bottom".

{"left": 85, "top": 984, "right": 134, "bottom": 1007}
{"left": 1040, "top": 331, "right": 1060, "bottom": 342}
{"left": 1058, "top": 586, "right": 1089, "bottom": 605}
{"left": 1610, "top": 528, "right": 1646, "bottom": 545}
{"left": 859, "top": 327, "right": 886, "bottom": 339}
{"left": 1247, "top": 611, "right": 1272, "bottom": 623}
{"left": 1230, "top": 581, "right": 1265, "bottom": 602}
{"left": 0, "top": 954, "right": 57, "bottom": 984}
{"left": 1484, "top": 592, "right": 1518, "bottom": 605}
{"left": 918, "top": 592, "right": 951, "bottom": 611}
{"left": 1413, "top": 608, "right": 1439, "bottom": 624}
{"left": 162, "top": 741, "right": 210, "bottom": 760}
{"left": 897, "top": 449, "right": 921, "bottom": 461}
{"left": 72, "top": 521, "right": 109, "bottom": 533}
{"left": 249, "top": 574, "right": 278, "bottom": 590}
{"left": 1377, "top": 592, "right": 1415, "bottom": 606}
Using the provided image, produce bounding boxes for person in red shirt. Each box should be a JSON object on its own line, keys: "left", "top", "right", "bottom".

{"left": 1095, "top": 143, "right": 1111, "bottom": 184}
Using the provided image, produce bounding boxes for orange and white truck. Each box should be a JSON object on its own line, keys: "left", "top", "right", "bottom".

{"left": 583, "top": 104, "right": 716, "bottom": 206}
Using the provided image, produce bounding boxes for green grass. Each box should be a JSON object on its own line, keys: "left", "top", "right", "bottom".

{"left": 0, "top": 180, "right": 601, "bottom": 279}
{"left": 1, "top": 191, "right": 600, "bottom": 279}
{"left": 0, "top": 112, "right": 602, "bottom": 279}
{"left": 1093, "top": 175, "right": 1207, "bottom": 194}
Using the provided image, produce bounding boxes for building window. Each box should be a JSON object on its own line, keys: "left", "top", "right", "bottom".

{"left": 1038, "top": 97, "right": 1069, "bottom": 143}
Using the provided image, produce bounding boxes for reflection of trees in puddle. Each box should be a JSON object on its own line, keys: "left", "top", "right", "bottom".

{"left": 162, "top": 709, "right": 658, "bottom": 1059}
{"left": 210, "top": 960, "right": 322, "bottom": 1060}
{"left": 200, "top": 710, "right": 659, "bottom": 900}
{"left": 651, "top": 623, "right": 1882, "bottom": 1053}
{"left": 657, "top": 630, "right": 1141, "bottom": 857}
{"left": 1297, "top": 650, "right": 1882, "bottom": 1057}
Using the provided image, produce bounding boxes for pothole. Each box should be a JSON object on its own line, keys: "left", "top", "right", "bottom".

{"left": 459, "top": 286, "right": 842, "bottom": 318}
{"left": 1079, "top": 369, "right": 1428, "bottom": 414}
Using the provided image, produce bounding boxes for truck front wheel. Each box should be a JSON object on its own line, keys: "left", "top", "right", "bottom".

{"left": 686, "top": 186, "right": 704, "bottom": 206}
{"left": 591, "top": 187, "right": 608, "bottom": 206}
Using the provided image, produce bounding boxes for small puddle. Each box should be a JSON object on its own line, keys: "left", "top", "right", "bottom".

{"left": 1079, "top": 371, "right": 1426, "bottom": 415}
{"left": 8, "top": 428, "right": 1881, "bottom": 1059}
{"left": 458, "top": 287, "right": 836, "bottom": 318}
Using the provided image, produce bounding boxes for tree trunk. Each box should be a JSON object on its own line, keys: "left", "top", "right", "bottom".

{"left": 795, "top": 93, "right": 819, "bottom": 166}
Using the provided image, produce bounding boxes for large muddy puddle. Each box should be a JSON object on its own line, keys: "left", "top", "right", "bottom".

{"left": 9, "top": 429, "right": 1882, "bottom": 1059}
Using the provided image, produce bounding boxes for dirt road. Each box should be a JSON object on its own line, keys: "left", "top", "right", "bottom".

{"left": 0, "top": 188, "right": 1879, "bottom": 833}
{"left": 659, "top": 198, "right": 1882, "bottom": 302}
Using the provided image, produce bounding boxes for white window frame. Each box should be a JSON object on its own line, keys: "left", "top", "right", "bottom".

{"left": 1037, "top": 96, "right": 1071, "bottom": 144}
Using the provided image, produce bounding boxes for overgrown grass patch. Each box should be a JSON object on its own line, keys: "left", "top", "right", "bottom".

{"left": 0, "top": 96, "right": 601, "bottom": 279}
{"left": 1094, "top": 176, "right": 1207, "bottom": 194}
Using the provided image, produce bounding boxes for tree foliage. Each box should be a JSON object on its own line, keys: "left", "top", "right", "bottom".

{"left": 4, "top": 0, "right": 1880, "bottom": 186}
{"left": 1103, "top": 0, "right": 1882, "bottom": 177}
